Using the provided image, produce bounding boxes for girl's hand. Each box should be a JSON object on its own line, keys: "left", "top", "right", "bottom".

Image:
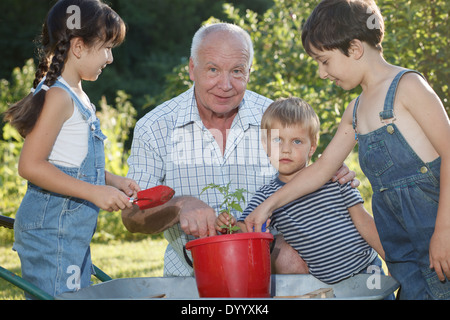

{"left": 215, "top": 212, "right": 236, "bottom": 234}
{"left": 91, "top": 185, "right": 133, "bottom": 212}
{"left": 105, "top": 172, "right": 141, "bottom": 198}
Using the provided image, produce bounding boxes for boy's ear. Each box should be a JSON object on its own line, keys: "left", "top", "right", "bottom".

{"left": 308, "top": 142, "right": 317, "bottom": 159}
{"left": 348, "top": 39, "right": 364, "bottom": 60}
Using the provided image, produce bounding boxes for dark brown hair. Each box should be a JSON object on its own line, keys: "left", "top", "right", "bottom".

{"left": 3, "top": 0, "right": 126, "bottom": 137}
{"left": 302, "top": 0, "right": 384, "bottom": 57}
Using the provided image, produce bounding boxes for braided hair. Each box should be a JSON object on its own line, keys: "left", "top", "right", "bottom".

{"left": 4, "top": 0, "right": 126, "bottom": 138}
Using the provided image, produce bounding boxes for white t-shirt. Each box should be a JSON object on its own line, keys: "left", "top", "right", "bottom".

{"left": 48, "top": 78, "right": 94, "bottom": 168}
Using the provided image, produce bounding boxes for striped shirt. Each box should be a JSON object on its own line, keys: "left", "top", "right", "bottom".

{"left": 240, "top": 176, "right": 377, "bottom": 284}
{"left": 127, "top": 86, "right": 275, "bottom": 276}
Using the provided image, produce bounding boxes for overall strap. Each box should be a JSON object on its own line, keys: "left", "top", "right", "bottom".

{"left": 352, "top": 95, "right": 361, "bottom": 140}
{"left": 352, "top": 95, "right": 361, "bottom": 131}
{"left": 51, "top": 78, "right": 95, "bottom": 123}
{"left": 380, "top": 69, "right": 425, "bottom": 121}
{"left": 35, "top": 77, "right": 95, "bottom": 123}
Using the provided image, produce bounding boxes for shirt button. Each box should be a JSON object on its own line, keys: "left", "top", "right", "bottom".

{"left": 420, "top": 166, "right": 428, "bottom": 174}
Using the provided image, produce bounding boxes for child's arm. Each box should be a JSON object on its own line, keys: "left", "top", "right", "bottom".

{"left": 348, "top": 204, "right": 385, "bottom": 260}
{"left": 105, "top": 171, "right": 140, "bottom": 199}
{"left": 399, "top": 73, "right": 450, "bottom": 281}
{"left": 18, "top": 88, "right": 133, "bottom": 212}
{"left": 245, "top": 102, "right": 358, "bottom": 232}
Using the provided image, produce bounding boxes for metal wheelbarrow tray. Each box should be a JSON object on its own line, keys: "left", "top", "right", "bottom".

{"left": 56, "top": 274, "right": 399, "bottom": 300}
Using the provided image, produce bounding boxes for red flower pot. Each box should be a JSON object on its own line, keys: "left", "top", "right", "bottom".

{"left": 185, "top": 232, "right": 273, "bottom": 298}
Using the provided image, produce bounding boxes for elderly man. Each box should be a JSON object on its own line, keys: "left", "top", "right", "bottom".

{"left": 122, "top": 23, "right": 356, "bottom": 276}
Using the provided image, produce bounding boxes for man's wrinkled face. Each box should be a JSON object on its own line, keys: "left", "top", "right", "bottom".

{"left": 189, "top": 31, "right": 251, "bottom": 118}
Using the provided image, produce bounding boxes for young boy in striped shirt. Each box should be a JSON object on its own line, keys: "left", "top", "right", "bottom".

{"left": 219, "top": 97, "right": 386, "bottom": 284}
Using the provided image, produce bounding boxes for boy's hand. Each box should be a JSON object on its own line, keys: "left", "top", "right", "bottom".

{"left": 244, "top": 204, "right": 272, "bottom": 233}
{"left": 215, "top": 212, "right": 236, "bottom": 234}
{"left": 429, "top": 228, "right": 450, "bottom": 281}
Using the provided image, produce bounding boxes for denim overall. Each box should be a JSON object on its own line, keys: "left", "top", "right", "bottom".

{"left": 13, "top": 77, "right": 106, "bottom": 298}
{"left": 353, "top": 70, "right": 450, "bottom": 300}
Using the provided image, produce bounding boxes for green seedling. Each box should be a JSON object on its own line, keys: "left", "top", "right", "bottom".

{"left": 201, "top": 182, "right": 248, "bottom": 234}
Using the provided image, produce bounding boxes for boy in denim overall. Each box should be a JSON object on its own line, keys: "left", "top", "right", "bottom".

{"left": 244, "top": 0, "right": 450, "bottom": 299}
{"left": 353, "top": 70, "right": 446, "bottom": 299}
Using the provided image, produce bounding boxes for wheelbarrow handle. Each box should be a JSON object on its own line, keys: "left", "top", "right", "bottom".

{"left": 0, "top": 215, "right": 14, "bottom": 230}
{"left": 0, "top": 266, "right": 54, "bottom": 300}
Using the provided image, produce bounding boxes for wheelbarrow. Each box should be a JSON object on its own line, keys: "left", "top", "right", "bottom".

{"left": 3, "top": 206, "right": 399, "bottom": 300}
{"left": 0, "top": 185, "right": 175, "bottom": 300}
{"left": 56, "top": 273, "right": 399, "bottom": 300}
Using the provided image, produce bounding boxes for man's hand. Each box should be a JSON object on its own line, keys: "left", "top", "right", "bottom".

{"left": 179, "top": 197, "right": 217, "bottom": 238}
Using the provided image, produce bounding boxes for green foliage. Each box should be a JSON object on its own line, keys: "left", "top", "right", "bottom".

{"left": 97, "top": 91, "right": 136, "bottom": 177}
{"left": 201, "top": 182, "right": 248, "bottom": 234}
{"left": 0, "top": 60, "right": 35, "bottom": 222}
{"left": 381, "top": 0, "right": 449, "bottom": 112}
{"left": 0, "top": 60, "right": 37, "bottom": 242}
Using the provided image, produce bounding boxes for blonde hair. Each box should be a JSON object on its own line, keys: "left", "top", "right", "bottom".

{"left": 261, "top": 97, "right": 320, "bottom": 147}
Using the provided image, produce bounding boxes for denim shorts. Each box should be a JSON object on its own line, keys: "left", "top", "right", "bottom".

{"left": 13, "top": 178, "right": 99, "bottom": 298}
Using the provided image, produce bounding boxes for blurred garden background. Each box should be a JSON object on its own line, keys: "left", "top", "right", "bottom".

{"left": 0, "top": 0, "right": 448, "bottom": 299}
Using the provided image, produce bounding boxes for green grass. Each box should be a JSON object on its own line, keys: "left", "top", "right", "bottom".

{"left": 0, "top": 238, "right": 167, "bottom": 300}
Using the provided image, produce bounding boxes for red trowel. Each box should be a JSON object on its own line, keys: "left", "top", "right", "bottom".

{"left": 129, "top": 185, "right": 175, "bottom": 210}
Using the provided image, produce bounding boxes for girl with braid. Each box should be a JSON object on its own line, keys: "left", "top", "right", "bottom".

{"left": 3, "top": 0, "right": 140, "bottom": 298}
